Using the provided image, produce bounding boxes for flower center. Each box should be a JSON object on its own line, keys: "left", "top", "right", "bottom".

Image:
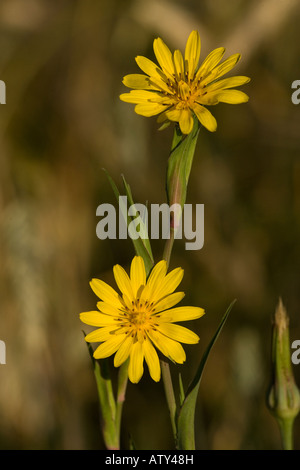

{"left": 124, "top": 298, "right": 157, "bottom": 340}
{"left": 178, "top": 80, "right": 191, "bottom": 101}
{"left": 172, "top": 78, "right": 203, "bottom": 108}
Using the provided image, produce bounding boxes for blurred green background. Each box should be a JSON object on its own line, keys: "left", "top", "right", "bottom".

{"left": 0, "top": 0, "right": 300, "bottom": 450}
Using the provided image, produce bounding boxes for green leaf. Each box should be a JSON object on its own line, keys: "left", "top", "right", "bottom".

{"left": 177, "top": 299, "right": 236, "bottom": 450}
{"left": 178, "top": 373, "right": 185, "bottom": 407}
{"left": 166, "top": 120, "right": 200, "bottom": 210}
{"left": 121, "top": 175, "right": 154, "bottom": 263}
{"left": 103, "top": 169, "right": 154, "bottom": 276}
{"left": 83, "top": 332, "right": 120, "bottom": 449}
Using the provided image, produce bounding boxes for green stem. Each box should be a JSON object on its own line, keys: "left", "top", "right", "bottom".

{"left": 93, "top": 358, "right": 118, "bottom": 450}
{"left": 161, "top": 359, "right": 177, "bottom": 444}
{"left": 278, "top": 418, "right": 294, "bottom": 450}
{"left": 162, "top": 228, "right": 175, "bottom": 269}
{"left": 160, "top": 227, "right": 178, "bottom": 446}
{"left": 161, "top": 121, "right": 200, "bottom": 448}
{"left": 115, "top": 360, "right": 129, "bottom": 446}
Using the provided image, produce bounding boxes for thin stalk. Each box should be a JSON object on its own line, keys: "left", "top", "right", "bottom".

{"left": 278, "top": 418, "right": 294, "bottom": 450}
{"left": 161, "top": 359, "right": 177, "bottom": 444}
{"left": 160, "top": 226, "right": 178, "bottom": 446}
{"left": 162, "top": 228, "right": 175, "bottom": 269}
{"left": 161, "top": 121, "right": 200, "bottom": 448}
{"left": 115, "top": 360, "right": 129, "bottom": 446}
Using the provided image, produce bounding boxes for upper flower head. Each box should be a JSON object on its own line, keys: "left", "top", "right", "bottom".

{"left": 120, "top": 30, "right": 250, "bottom": 134}
{"left": 80, "top": 256, "right": 204, "bottom": 383}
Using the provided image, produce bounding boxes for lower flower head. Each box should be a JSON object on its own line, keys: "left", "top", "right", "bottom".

{"left": 80, "top": 256, "right": 204, "bottom": 383}
{"left": 120, "top": 30, "right": 250, "bottom": 134}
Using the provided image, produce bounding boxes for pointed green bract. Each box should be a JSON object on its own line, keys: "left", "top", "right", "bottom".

{"left": 177, "top": 300, "right": 236, "bottom": 450}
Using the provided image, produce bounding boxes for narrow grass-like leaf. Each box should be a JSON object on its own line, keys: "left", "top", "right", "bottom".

{"left": 103, "top": 169, "right": 154, "bottom": 276}
{"left": 177, "top": 299, "right": 236, "bottom": 450}
{"left": 121, "top": 174, "right": 154, "bottom": 266}
{"left": 178, "top": 373, "right": 185, "bottom": 407}
{"left": 83, "top": 332, "right": 119, "bottom": 449}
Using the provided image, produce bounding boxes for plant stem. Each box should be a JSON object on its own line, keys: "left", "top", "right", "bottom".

{"left": 161, "top": 228, "right": 178, "bottom": 445}
{"left": 162, "top": 228, "right": 174, "bottom": 269}
{"left": 278, "top": 418, "right": 294, "bottom": 450}
{"left": 160, "top": 122, "right": 200, "bottom": 447}
{"left": 161, "top": 359, "right": 177, "bottom": 444}
{"left": 115, "top": 360, "right": 129, "bottom": 446}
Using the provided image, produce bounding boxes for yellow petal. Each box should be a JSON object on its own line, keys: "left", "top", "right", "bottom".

{"left": 148, "top": 75, "right": 173, "bottom": 94}
{"left": 158, "top": 306, "right": 205, "bottom": 323}
{"left": 163, "top": 107, "right": 182, "bottom": 122}
{"left": 128, "top": 341, "right": 144, "bottom": 383}
{"left": 156, "top": 323, "right": 200, "bottom": 344}
{"left": 80, "top": 311, "right": 120, "bottom": 327}
{"left": 141, "top": 260, "right": 167, "bottom": 302}
{"left": 153, "top": 291, "right": 185, "bottom": 313}
{"left": 121, "top": 293, "right": 134, "bottom": 311}
{"left": 196, "top": 92, "right": 219, "bottom": 106}
{"left": 184, "top": 30, "right": 201, "bottom": 79}
{"left": 214, "top": 89, "right": 249, "bottom": 104}
{"left": 93, "top": 335, "right": 126, "bottom": 359}
{"left": 179, "top": 108, "right": 194, "bottom": 134}
{"left": 202, "top": 53, "right": 241, "bottom": 86}
{"left": 173, "top": 49, "right": 184, "bottom": 80}
{"left": 96, "top": 301, "right": 123, "bottom": 316}
{"left": 155, "top": 267, "right": 184, "bottom": 300}
{"left": 144, "top": 337, "right": 161, "bottom": 382}
{"left": 153, "top": 37, "right": 175, "bottom": 79}
{"left": 120, "top": 89, "right": 163, "bottom": 104}
{"left": 148, "top": 329, "right": 186, "bottom": 364}
{"left": 196, "top": 47, "right": 225, "bottom": 81}
{"left": 85, "top": 326, "right": 116, "bottom": 343}
{"left": 114, "top": 334, "right": 134, "bottom": 367}
{"left": 130, "top": 256, "right": 146, "bottom": 298}
{"left": 135, "top": 55, "right": 166, "bottom": 81}
{"left": 113, "top": 264, "right": 134, "bottom": 301}
{"left": 134, "top": 102, "right": 167, "bottom": 117}
{"left": 207, "top": 75, "right": 250, "bottom": 92}
{"left": 193, "top": 103, "right": 217, "bottom": 132}
{"left": 90, "top": 278, "right": 122, "bottom": 306}
{"left": 123, "top": 74, "right": 157, "bottom": 90}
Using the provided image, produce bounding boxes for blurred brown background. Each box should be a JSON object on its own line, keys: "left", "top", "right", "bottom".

{"left": 0, "top": 0, "right": 300, "bottom": 450}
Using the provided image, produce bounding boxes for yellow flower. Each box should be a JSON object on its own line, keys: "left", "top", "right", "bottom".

{"left": 80, "top": 256, "right": 204, "bottom": 383}
{"left": 120, "top": 30, "right": 250, "bottom": 134}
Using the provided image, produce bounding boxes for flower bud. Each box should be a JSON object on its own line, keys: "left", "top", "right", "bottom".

{"left": 267, "top": 298, "right": 300, "bottom": 449}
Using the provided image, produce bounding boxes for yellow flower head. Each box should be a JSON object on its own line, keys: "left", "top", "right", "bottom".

{"left": 120, "top": 30, "right": 250, "bottom": 134}
{"left": 80, "top": 256, "right": 204, "bottom": 383}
